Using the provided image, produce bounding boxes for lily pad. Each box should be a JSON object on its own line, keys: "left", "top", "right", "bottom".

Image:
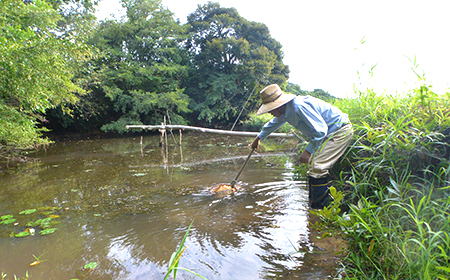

{"left": 15, "top": 231, "right": 30, "bottom": 237}
{"left": 19, "top": 209, "right": 37, "bottom": 215}
{"left": 1, "top": 214, "right": 14, "bottom": 220}
{"left": 27, "top": 217, "right": 52, "bottom": 228}
{"left": 0, "top": 218, "right": 16, "bottom": 225}
{"left": 40, "top": 228, "right": 58, "bottom": 235}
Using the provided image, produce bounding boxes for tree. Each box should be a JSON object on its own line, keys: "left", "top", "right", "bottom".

{"left": 44, "top": 0, "right": 110, "bottom": 133}
{"left": 286, "top": 82, "right": 336, "bottom": 103}
{"left": 185, "top": 2, "right": 289, "bottom": 125}
{"left": 0, "top": 0, "right": 93, "bottom": 155}
{"left": 84, "top": 0, "right": 192, "bottom": 133}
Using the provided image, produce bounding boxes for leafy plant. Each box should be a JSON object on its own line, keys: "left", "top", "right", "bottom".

{"left": 310, "top": 186, "right": 344, "bottom": 228}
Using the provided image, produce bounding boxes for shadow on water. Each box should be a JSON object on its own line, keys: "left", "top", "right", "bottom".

{"left": 0, "top": 132, "right": 344, "bottom": 280}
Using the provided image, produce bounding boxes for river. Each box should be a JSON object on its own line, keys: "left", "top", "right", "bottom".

{"left": 0, "top": 132, "right": 344, "bottom": 280}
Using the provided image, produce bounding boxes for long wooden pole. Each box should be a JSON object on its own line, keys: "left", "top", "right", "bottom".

{"left": 126, "top": 125, "right": 293, "bottom": 138}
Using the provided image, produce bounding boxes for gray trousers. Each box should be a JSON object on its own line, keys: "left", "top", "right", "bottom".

{"left": 307, "top": 124, "right": 353, "bottom": 178}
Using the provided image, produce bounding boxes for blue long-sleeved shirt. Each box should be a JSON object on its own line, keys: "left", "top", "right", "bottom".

{"left": 258, "top": 96, "right": 350, "bottom": 154}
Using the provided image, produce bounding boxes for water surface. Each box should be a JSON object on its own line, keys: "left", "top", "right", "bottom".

{"left": 0, "top": 132, "right": 343, "bottom": 279}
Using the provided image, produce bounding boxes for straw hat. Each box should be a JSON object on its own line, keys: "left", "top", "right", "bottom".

{"left": 256, "top": 84, "right": 296, "bottom": 115}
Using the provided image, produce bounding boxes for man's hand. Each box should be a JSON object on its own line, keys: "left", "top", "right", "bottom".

{"left": 299, "top": 150, "right": 311, "bottom": 164}
{"left": 250, "top": 136, "right": 260, "bottom": 150}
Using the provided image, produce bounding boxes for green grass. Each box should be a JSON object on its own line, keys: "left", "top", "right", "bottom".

{"left": 307, "top": 77, "right": 450, "bottom": 279}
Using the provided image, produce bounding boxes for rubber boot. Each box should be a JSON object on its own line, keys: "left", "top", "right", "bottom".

{"left": 308, "top": 177, "right": 330, "bottom": 209}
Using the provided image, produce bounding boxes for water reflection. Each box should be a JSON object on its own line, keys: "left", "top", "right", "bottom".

{"left": 0, "top": 133, "right": 341, "bottom": 279}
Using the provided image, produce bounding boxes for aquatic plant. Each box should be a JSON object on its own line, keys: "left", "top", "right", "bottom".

{"left": 164, "top": 221, "right": 208, "bottom": 280}
{"left": 1, "top": 271, "right": 29, "bottom": 280}
{"left": 0, "top": 207, "right": 61, "bottom": 238}
{"left": 83, "top": 262, "right": 98, "bottom": 271}
{"left": 29, "top": 253, "right": 46, "bottom": 267}
{"left": 0, "top": 215, "right": 16, "bottom": 225}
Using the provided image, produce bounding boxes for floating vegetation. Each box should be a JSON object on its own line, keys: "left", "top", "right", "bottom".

{"left": 0, "top": 207, "right": 61, "bottom": 238}
{"left": 19, "top": 209, "right": 37, "bottom": 215}
{"left": 14, "top": 231, "right": 30, "bottom": 238}
{"left": 0, "top": 215, "right": 16, "bottom": 225}
{"left": 39, "top": 228, "right": 57, "bottom": 235}
{"left": 84, "top": 262, "right": 98, "bottom": 270}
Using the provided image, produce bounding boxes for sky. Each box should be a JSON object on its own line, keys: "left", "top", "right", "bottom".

{"left": 95, "top": 0, "right": 450, "bottom": 98}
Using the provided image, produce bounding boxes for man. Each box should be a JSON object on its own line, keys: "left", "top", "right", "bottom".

{"left": 250, "top": 84, "right": 353, "bottom": 209}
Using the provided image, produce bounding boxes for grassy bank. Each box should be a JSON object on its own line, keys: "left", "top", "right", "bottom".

{"left": 316, "top": 80, "right": 450, "bottom": 279}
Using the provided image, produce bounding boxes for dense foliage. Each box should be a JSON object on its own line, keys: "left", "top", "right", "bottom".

{"left": 42, "top": 0, "right": 290, "bottom": 135}
{"left": 0, "top": 0, "right": 93, "bottom": 156}
{"left": 83, "top": 0, "right": 192, "bottom": 133}
{"left": 311, "top": 77, "right": 450, "bottom": 279}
